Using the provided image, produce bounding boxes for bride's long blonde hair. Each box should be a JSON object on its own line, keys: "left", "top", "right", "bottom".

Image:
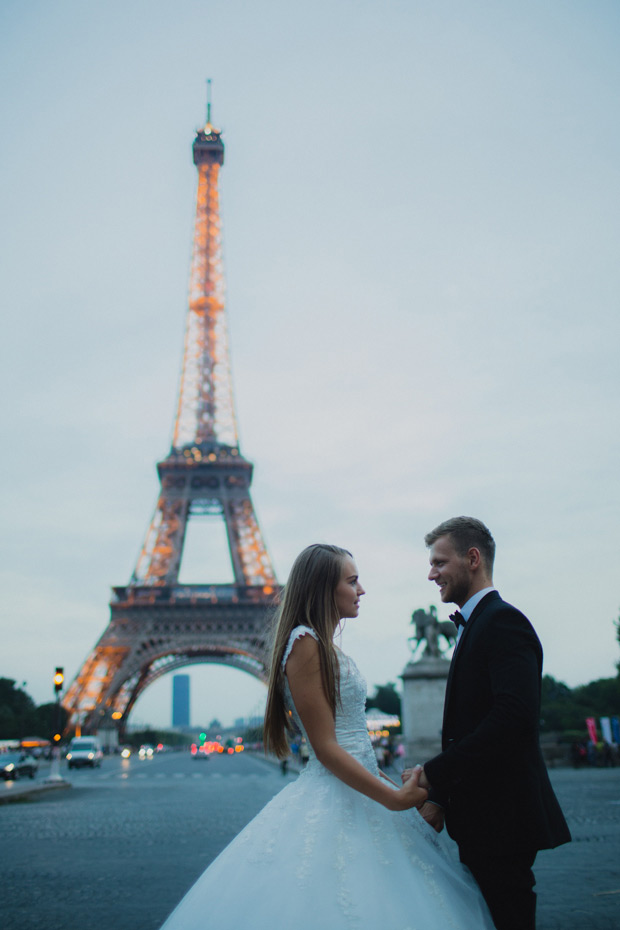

{"left": 263, "top": 544, "right": 352, "bottom": 759}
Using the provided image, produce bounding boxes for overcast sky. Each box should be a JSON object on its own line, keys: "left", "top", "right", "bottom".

{"left": 1, "top": 0, "right": 619, "bottom": 730}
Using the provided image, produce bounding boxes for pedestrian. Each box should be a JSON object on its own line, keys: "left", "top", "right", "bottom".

{"left": 409, "top": 516, "right": 571, "bottom": 930}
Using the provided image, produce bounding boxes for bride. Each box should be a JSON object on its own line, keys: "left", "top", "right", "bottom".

{"left": 160, "top": 544, "right": 495, "bottom": 929}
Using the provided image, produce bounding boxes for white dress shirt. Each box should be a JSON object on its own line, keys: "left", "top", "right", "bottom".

{"left": 455, "top": 586, "right": 496, "bottom": 643}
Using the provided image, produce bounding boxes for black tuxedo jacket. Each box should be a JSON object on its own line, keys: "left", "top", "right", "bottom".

{"left": 424, "top": 591, "right": 571, "bottom": 855}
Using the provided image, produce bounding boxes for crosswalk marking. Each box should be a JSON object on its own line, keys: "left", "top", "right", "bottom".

{"left": 66, "top": 769, "right": 268, "bottom": 783}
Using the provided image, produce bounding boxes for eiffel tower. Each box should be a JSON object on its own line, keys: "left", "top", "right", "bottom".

{"left": 64, "top": 97, "right": 279, "bottom": 738}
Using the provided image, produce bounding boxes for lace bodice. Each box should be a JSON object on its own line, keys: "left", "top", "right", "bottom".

{"left": 282, "top": 626, "right": 378, "bottom": 774}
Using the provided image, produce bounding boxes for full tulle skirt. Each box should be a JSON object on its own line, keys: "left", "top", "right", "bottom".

{"left": 160, "top": 761, "right": 495, "bottom": 930}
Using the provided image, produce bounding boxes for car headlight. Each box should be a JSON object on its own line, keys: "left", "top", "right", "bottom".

{"left": 5, "top": 763, "right": 14, "bottom": 772}
{"left": 88, "top": 753, "right": 94, "bottom": 759}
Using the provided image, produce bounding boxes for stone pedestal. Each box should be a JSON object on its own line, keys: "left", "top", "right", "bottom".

{"left": 400, "top": 656, "right": 450, "bottom": 764}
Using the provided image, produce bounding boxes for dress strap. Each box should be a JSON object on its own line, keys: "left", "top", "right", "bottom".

{"left": 281, "top": 626, "right": 318, "bottom": 671}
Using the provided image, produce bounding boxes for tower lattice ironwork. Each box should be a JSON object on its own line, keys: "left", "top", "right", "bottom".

{"left": 63, "top": 103, "right": 279, "bottom": 737}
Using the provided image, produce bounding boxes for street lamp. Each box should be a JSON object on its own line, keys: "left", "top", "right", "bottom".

{"left": 46, "top": 667, "right": 65, "bottom": 783}
{"left": 53, "top": 667, "right": 64, "bottom": 741}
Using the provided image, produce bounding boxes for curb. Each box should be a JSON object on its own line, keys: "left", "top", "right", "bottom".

{"left": 246, "top": 750, "right": 302, "bottom": 775}
{"left": 0, "top": 780, "right": 72, "bottom": 805}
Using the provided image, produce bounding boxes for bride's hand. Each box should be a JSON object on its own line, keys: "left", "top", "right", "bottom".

{"left": 402, "top": 766, "right": 430, "bottom": 790}
{"left": 391, "top": 765, "right": 428, "bottom": 811}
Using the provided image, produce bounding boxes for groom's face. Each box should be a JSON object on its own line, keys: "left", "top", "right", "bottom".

{"left": 427, "top": 535, "right": 472, "bottom": 607}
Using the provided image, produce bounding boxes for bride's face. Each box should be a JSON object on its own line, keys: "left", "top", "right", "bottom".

{"left": 334, "top": 556, "right": 365, "bottom": 620}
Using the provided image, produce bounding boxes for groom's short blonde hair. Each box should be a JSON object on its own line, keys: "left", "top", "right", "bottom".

{"left": 424, "top": 516, "right": 496, "bottom": 571}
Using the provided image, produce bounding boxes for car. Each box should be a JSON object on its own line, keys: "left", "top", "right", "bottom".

{"left": 0, "top": 752, "right": 39, "bottom": 780}
{"left": 66, "top": 737, "right": 104, "bottom": 769}
{"left": 138, "top": 744, "right": 155, "bottom": 759}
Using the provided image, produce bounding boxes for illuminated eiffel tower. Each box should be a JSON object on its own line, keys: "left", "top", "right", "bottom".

{"left": 64, "top": 95, "right": 279, "bottom": 737}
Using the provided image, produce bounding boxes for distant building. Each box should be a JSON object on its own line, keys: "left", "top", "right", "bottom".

{"left": 234, "top": 715, "right": 263, "bottom": 729}
{"left": 172, "top": 675, "right": 190, "bottom": 728}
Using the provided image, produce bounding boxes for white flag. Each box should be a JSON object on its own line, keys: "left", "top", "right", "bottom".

{"left": 600, "top": 717, "right": 613, "bottom": 744}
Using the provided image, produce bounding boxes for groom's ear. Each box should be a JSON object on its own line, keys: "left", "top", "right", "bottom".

{"left": 467, "top": 547, "right": 482, "bottom": 571}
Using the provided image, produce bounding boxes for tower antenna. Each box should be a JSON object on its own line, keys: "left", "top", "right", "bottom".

{"left": 206, "top": 78, "right": 212, "bottom": 125}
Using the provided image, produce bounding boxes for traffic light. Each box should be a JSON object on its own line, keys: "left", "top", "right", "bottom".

{"left": 54, "top": 667, "right": 64, "bottom": 694}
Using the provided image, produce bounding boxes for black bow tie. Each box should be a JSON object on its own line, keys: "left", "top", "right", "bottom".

{"left": 450, "top": 611, "right": 466, "bottom": 629}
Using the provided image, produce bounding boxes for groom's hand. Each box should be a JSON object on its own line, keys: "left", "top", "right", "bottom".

{"left": 403, "top": 767, "right": 431, "bottom": 790}
{"left": 418, "top": 801, "right": 445, "bottom": 833}
{"left": 402, "top": 767, "right": 444, "bottom": 831}
{"left": 418, "top": 767, "right": 431, "bottom": 790}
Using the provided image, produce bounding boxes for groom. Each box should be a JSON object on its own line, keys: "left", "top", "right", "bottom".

{"left": 409, "top": 516, "right": 571, "bottom": 930}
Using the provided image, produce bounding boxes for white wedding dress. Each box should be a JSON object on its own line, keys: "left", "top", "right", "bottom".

{"left": 161, "top": 627, "right": 495, "bottom": 929}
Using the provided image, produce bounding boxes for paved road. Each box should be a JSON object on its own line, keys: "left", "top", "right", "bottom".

{"left": 1, "top": 755, "right": 619, "bottom": 929}
{"left": 535, "top": 767, "right": 620, "bottom": 929}
{"left": 1, "top": 750, "right": 296, "bottom": 930}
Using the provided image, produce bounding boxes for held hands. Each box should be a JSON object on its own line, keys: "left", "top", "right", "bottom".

{"left": 391, "top": 764, "right": 428, "bottom": 812}
{"left": 401, "top": 767, "right": 444, "bottom": 833}
{"left": 401, "top": 766, "right": 430, "bottom": 790}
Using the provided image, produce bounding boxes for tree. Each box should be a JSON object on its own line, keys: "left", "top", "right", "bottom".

{"left": 0, "top": 704, "right": 16, "bottom": 738}
{"left": 540, "top": 675, "right": 582, "bottom": 732}
{"left": 0, "top": 678, "right": 38, "bottom": 739}
{"left": 128, "top": 728, "right": 192, "bottom": 748}
{"left": 31, "top": 703, "right": 69, "bottom": 742}
{"left": 366, "top": 682, "right": 401, "bottom": 717}
{"left": 243, "top": 723, "right": 264, "bottom": 744}
{"left": 539, "top": 672, "right": 620, "bottom": 736}
{"left": 572, "top": 678, "right": 620, "bottom": 718}
{"left": 0, "top": 679, "right": 70, "bottom": 741}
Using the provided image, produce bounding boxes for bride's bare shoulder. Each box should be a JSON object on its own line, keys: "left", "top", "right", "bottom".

{"left": 285, "top": 629, "right": 320, "bottom": 676}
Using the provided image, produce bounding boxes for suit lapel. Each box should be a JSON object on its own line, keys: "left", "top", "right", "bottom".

{"left": 443, "top": 591, "right": 500, "bottom": 714}
{"left": 466, "top": 589, "right": 500, "bottom": 626}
